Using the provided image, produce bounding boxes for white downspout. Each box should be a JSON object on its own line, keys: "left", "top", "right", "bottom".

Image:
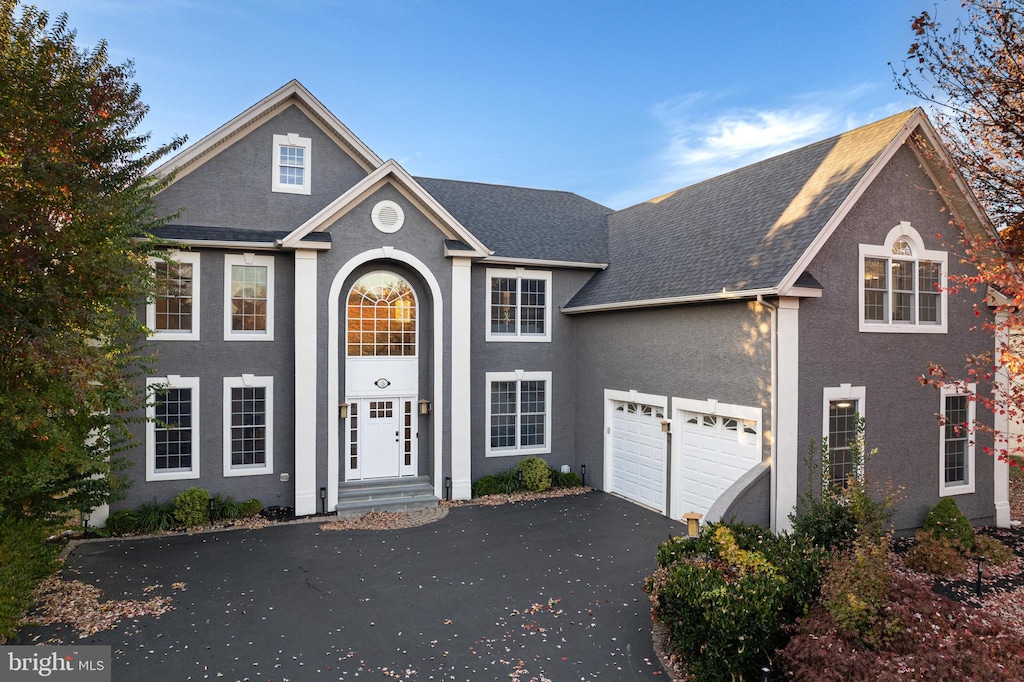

{"left": 757, "top": 294, "right": 779, "bottom": 532}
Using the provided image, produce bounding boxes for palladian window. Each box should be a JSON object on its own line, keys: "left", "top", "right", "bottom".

{"left": 346, "top": 272, "right": 417, "bottom": 357}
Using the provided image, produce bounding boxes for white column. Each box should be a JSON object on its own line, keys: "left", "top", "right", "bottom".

{"left": 450, "top": 257, "right": 473, "bottom": 499}
{"left": 994, "top": 311, "right": 1011, "bottom": 527}
{"left": 294, "top": 249, "right": 318, "bottom": 516}
{"left": 773, "top": 297, "right": 800, "bottom": 533}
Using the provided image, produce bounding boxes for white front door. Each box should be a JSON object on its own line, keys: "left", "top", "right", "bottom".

{"left": 362, "top": 399, "right": 402, "bottom": 479}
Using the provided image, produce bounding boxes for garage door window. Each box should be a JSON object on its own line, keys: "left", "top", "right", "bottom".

{"left": 683, "top": 411, "right": 757, "bottom": 436}
{"left": 617, "top": 402, "right": 664, "bottom": 419}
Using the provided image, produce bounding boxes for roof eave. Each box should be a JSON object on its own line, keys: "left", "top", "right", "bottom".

{"left": 561, "top": 287, "right": 781, "bottom": 314}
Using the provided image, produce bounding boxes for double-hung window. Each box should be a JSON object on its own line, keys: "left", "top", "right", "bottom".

{"left": 223, "top": 375, "right": 273, "bottom": 476}
{"left": 486, "top": 268, "right": 552, "bottom": 342}
{"left": 272, "top": 133, "right": 311, "bottom": 194}
{"left": 148, "top": 252, "right": 200, "bottom": 340}
{"left": 146, "top": 376, "right": 200, "bottom": 481}
{"left": 224, "top": 253, "right": 274, "bottom": 340}
{"left": 486, "top": 371, "right": 552, "bottom": 456}
{"left": 859, "top": 222, "right": 947, "bottom": 333}
{"left": 939, "top": 384, "right": 975, "bottom": 496}
{"left": 822, "top": 385, "right": 866, "bottom": 489}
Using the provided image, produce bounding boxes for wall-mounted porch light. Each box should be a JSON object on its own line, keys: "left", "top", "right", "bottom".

{"left": 683, "top": 512, "right": 703, "bottom": 538}
{"left": 661, "top": 420, "right": 672, "bottom": 433}
{"left": 418, "top": 399, "right": 431, "bottom": 415}
{"left": 339, "top": 402, "right": 350, "bottom": 420}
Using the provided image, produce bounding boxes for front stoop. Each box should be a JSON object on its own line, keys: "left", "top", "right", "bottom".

{"left": 336, "top": 476, "right": 439, "bottom": 517}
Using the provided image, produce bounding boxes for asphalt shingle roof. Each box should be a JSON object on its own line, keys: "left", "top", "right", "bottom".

{"left": 415, "top": 177, "right": 613, "bottom": 264}
{"left": 565, "top": 109, "right": 917, "bottom": 309}
{"left": 153, "top": 225, "right": 331, "bottom": 244}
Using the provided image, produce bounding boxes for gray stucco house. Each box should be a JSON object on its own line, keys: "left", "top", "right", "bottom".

{"left": 112, "top": 81, "right": 1011, "bottom": 534}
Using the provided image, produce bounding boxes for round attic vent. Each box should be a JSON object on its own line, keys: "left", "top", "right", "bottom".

{"left": 372, "top": 200, "right": 404, "bottom": 234}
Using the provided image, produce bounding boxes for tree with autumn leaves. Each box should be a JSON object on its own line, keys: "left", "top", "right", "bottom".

{"left": 0, "top": 0, "right": 182, "bottom": 523}
{"left": 896, "top": 0, "right": 1024, "bottom": 461}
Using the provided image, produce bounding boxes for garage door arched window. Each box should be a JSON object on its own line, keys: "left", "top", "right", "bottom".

{"left": 347, "top": 272, "right": 417, "bottom": 357}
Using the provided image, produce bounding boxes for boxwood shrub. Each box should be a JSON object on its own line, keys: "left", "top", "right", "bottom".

{"left": 646, "top": 523, "right": 827, "bottom": 681}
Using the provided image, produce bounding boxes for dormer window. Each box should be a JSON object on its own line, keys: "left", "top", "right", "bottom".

{"left": 272, "top": 133, "right": 311, "bottom": 194}
{"left": 858, "top": 222, "right": 947, "bottom": 333}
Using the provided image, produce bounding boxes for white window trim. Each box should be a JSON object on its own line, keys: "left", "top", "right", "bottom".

{"left": 147, "top": 251, "right": 200, "bottom": 341}
{"left": 485, "top": 268, "right": 553, "bottom": 343}
{"left": 858, "top": 222, "right": 948, "bottom": 334}
{"left": 223, "top": 375, "right": 274, "bottom": 477}
{"left": 822, "top": 384, "right": 866, "bottom": 488}
{"left": 939, "top": 383, "right": 976, "bottom": 496}
{"left": 146, "top": 376, "right": 200, "bottom": 481}
{"left": 272, "top": 133, "right": 311, "bottom": 195}
{"left": 224, "top": 253, "right": 275, "bottom": 341}
{"left": 485, "top": 370, "right": 552, "bottom": 457}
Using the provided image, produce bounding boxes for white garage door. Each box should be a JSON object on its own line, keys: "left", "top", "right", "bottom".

{"left": 609, "top": 401, "right": 666, "bottom": 512}
{"left": 677, "top": 410, "right": 760, "bottom": 518}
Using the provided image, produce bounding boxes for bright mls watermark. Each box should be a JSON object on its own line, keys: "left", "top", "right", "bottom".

{"left": 1, "top": 646, "right": 109, "bottom": 681}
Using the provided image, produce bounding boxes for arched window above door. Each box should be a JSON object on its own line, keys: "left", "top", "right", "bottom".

{"left": 347, "top": 272, "right": 417, "bottom": 357}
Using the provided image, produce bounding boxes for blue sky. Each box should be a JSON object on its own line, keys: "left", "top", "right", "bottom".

{"left": 31, "top": 0, "right": 955, "bottom": 209}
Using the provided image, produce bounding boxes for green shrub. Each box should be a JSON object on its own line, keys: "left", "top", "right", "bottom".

{"left": 173, "top": 487, "right": 210, "bottom": 527}
{"left": 549, "top": 467, "right": 581, "bottom": 488}
{"left": 0, "top": 517, "right": 60, "bottom": 643}
{"left": 973, "top": 534, "right": 1013, "bottom": 566}
{"left": 905, "top": 530, "right": 968, "bottom": 576}
{"left": 515, "top": 456, "right": 551, "bottom": 492}
{"left": 210, "top": 494, "right": 241, "bottom": 522}
{"left": 645, "top": 523, "right": 827, "bottom": 681}
{"left": 823, "top": 536, "right": 899, "bottom": 648}
{"left": 239, "top": 498, "right": 262, "bottom": 518}
{"left": 472, "top": 474, "right": 502, "bottom": 497}
{"left": 104, "top": 509, "right": 138, "bottom": 536}
{"left": 922, "top": 497, "right": 974, "bottom": 551}
{"left": 136, "top": 500, "right": 176, "bottom": 533}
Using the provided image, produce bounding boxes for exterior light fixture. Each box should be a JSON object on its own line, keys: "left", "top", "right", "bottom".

{"left": 661, "top": 420, "right": 671, "bottom": 433}
{"left": 444, "top": 476, "right": 452, "bottom": 501}
{"left": 977, "top": 554, "right": 986, "bottom": 598}
{"left": 683, "top": 512, "right": 703, "bottom": 538}
{"left": 580, "top": 464, "right": 586, "bottom": 486}
{"left": 418, "top": 399, "right": 431, "bottom": 415}
{"left": 339, "top": 402, "right": 349, "bottom": 420}
{"left": 319, "top": 486, "right": 327, "bottom": 515}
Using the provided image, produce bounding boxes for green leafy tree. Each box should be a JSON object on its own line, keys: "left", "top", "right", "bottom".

{"left": 0, "top": 1, "right": 182, "bottom": 522}
{"left": 895, "top": 0, "right": 1024, "bottom": 460}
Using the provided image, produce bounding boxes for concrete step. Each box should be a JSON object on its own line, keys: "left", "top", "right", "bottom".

{"left": 335, "top": 476, "right": 438, "bottom": 517}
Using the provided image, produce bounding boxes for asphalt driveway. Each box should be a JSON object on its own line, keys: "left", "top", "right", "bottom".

{"left": 25, "top": 492, "right": 685, "bottom": 681}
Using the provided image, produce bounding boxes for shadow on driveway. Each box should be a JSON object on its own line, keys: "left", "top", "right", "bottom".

{"left": 24, "top": 492, "right": 684, "bottom": 681}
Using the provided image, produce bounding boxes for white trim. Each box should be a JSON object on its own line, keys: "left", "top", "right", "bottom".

{"left": 939, "top": 383, "right": 976, "bottom": 497}
{"left": 774, "top": 297, "right": 800, "bottom": 533}
{"left": 602, "top": 389, "right": 668, "bottom": 514}
{"left": 821, "top": 383, "right": 867, "bottom": 487}
{"left": 561, "top": 287, "right": 780, "bottom": 314}
{"left": 994, "top": 312, "right": 1012, "bottom": 526}
{"left": 145, "top": 376, "right": 200, "bottom": 481}
{"left": 224, "top": 253, "right": 275, "bottom": 341}
{"left": 293, "top": 249, "right": 318, "bottom": 515}
{"left": 150, "top": 80, "right": 382, "bottom": 184}
{"left": 327, "top": 248, "right": 445, "bottom": 503}
{"left": 272, "top": 133, "right": 311, "bottom": 195}
{"left": 485, "top": 370, "right": 553, "bottom": 457}
{"left": 485, "top": 268, "right": 553, "bottom": 343}
{"left": 280, "top": 160, "right": 491, "bottom": 256}
{"left": 222, "top": 375, "right": 274, "bottom": 477}
{"left": 481, "top": 256, "right": 608, "bottom": 270}
{"left": 147, "top": 251, "right": 200, "bottom": 341}
{"left": 858, "top": 222, "right": 948, "bottom": 334}
{"left": 450, "top": 258, "right": 473, "bottom": 499}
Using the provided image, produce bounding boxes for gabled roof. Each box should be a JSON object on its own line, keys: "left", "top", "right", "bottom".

{"left": 415, "top": 178, "right": 613, "bottom": 265}
{"left": 280, "top": 160, "right": 490, "bottom": 255}
{"left": 565, "top": 110, "right": 928, "bottom": 312}
{"left": 149, "top": 80, "right": 383, "bottom": 184}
